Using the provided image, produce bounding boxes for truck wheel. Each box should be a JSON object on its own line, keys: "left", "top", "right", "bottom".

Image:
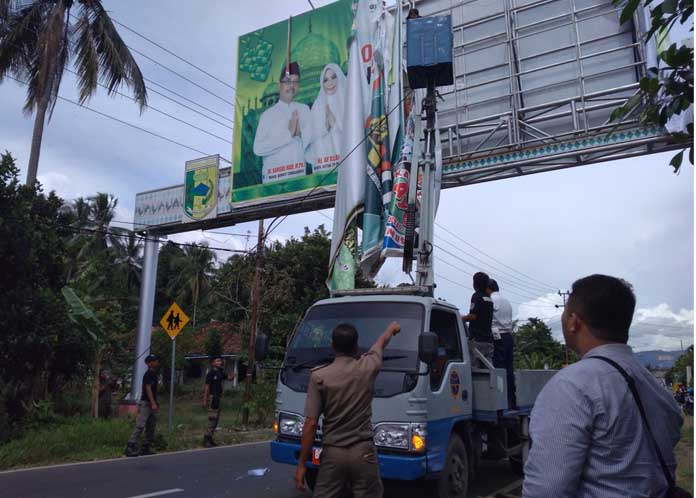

{"left": 431, "top": 435, "right": 469, "bottom": 498}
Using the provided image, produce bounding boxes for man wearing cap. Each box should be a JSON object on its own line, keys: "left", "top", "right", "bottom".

{"left": 125, "top": 354, "right": 160, "bottom": 457}
{"left": 253, "top": 61, "right": 312, "bottom": 184}
{"left": 202, "top": 355, "right": 236, "bottom": 447}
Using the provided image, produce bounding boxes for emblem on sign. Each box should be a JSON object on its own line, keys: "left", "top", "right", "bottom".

{"left": 160, "top": 302, "right": 190, "bottom": 339}
{"left": 449, "top": 370, "right": 461, "bottom": 399}
{"left": 184, "top": 155, "right": 219, "bottom": 223}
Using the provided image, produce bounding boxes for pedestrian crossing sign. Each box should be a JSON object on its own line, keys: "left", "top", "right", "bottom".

{"left": 160, "top": 302, "right": 190, "bottom": 339}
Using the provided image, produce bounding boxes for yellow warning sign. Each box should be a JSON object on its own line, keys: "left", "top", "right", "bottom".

{"left": 160, "top": 302, "right": 190, "bottom": 339}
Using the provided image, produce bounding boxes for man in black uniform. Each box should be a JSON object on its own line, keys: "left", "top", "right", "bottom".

{"left": 202, "top": 356, "right": 235, "bottom": 447}
{"left": 462, "top": 271, "right": 494, "bottom": 367}
{"left": 125, "top": 355, "right": 160, "bottom": 457}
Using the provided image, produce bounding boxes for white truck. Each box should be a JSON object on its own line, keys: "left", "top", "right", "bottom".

{"left": 256, "top": 287, "right": 556, "bottom": 497}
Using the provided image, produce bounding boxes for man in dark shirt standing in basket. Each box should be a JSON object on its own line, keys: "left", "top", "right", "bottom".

{"left": 202, "top": 355, "right": 235, "bottom": 447}
{"left": 294, "top": 321, "right": 401, "bottom": 498}
{"left": 125, "top": 354, "right": 160, "bottom": 457}
{"left": 462, "top": 271, "right": 494, "bottom": 367}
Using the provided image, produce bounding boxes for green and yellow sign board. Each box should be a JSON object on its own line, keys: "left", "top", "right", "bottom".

{"left": 184, "top": 155, "right": 219, "bottom": 223}
{"left": 231, "top": 0, "right": 353, "bottom": 205}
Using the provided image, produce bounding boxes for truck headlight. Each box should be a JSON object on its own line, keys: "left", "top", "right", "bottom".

{"left": 373, "top": 423, "right": 410, "bottom": 449}
{"left": 278, "top": 412, "right": 304, "bottom": 437}
{"left": 373, "top": 422, "right": 427, "bottom": 452}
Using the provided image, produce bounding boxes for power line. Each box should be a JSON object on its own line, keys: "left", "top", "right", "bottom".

{"left": 8, "top": 76, "right": 231, "bottom": 161}
{"left": 144, "top": 76, "right": 235, "bottom": 126}
{"left": 433, "top": 243, "right": 559, "bottom": 304}
{"left": 434, "top": 271, "right": 559, "bottom": 308}
{"left": 435, "top": 253, "right": 559, "bottom": 306}
{"left": 434, "top": 221, "right": 560, "bottom": 291}
{"left": 111, "top": 17, "right": 236, "bottom": 92}
{"left": 434, "top": 234, "right": 558, "bottom": 295}
{"left": 128, "top": 46, "right": 236, "bottom": 108}
{"left": 64, "top": 68, "right": 232, "bottom": 144}
{"left": 66, "top": 13, "right": 236, "bottom": 109}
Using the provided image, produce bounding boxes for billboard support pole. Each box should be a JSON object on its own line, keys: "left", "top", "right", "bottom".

{"left": 130, "top": 234, "right": 160, "bottom": 402}
{"left": 242, "top": 219, "right": 265, "bottom": 426}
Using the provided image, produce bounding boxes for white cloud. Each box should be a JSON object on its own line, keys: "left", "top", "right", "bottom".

{"left": 630, "top": 304, "right": 694, "bottom": 352}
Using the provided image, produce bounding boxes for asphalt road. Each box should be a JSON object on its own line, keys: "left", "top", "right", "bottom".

{"left": 0, "top": 441, "right": 521, "bottom": 498}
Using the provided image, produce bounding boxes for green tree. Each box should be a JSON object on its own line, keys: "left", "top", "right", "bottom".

{"left": 0, "top": 151, "right": 90, "bottom": 423}
{"left": 666, "top": 345, "right": 694, "bottom": 386}
{"left": 167, "top": 243, "right": 217, "bottom": 330}
{"left": 514, "top": 318, "right": 576, "bottom": 369}
{"left": 612, "top": 0, "right": 693, "bottom": 171}
{"left": 205, "top": 329, "right": 223, "bottom": 359}
{"left": 0, "top": 0, "right": 147, "bottom": 185}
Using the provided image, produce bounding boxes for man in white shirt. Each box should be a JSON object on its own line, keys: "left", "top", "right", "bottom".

{"left": 488, "top": 279, "right": 516, "bottom": 409}
{"left": 253, "top": 62, "right": 312, "bottom": 184}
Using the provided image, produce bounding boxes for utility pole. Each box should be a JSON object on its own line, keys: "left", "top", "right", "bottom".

{"left": 242, "top": 219, "right": 264, "bottom": 426}
{"left": 557, "top": 290, "right": 571, "bottom": 365}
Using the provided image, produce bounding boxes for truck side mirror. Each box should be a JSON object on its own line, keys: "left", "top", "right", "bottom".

{"left": 419, "top": 332, "right": 439, "bottom": 365}
{"left": 255, "top": 334, "right": 269, "bottom": 362}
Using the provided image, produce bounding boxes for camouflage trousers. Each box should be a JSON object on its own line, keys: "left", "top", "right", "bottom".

{"left": 128, "top": 400, "right": 156, "bottom": 446}
{"left": 205, "top": 396, "right": 221, "bottom": 438}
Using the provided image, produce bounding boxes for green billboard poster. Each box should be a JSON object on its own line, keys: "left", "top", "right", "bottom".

{"left": 231, "top": 0, "right": 353, "bottom": 205}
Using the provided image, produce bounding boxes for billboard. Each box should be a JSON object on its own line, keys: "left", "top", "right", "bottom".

{"left": 231, "top": 0, "right": 354, "bottom": 205}
{"left": 134, "top": 0, "right": 677, "bottom": 232}
{"left": 183, "top": 155, "right": 219, "bottom": 223}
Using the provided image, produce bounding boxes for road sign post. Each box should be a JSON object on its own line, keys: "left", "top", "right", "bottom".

{"left": 169, "top": 337, "right": 176, "bottom": 432}
{"left": 159, "top": 302, "right": 190, "bottom": 433}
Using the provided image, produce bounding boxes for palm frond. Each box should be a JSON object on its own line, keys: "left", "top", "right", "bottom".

{"left": 80, "top": 0, "right": 147, "bottom": 110}
{"left": 0, "top": 1, "right": 44, "bottom": 83}
{"left": 72, "top": 9, "right": 99, "bottom": 105}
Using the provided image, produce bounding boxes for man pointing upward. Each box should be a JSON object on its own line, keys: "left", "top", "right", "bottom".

{"left": 294, "top": 321, "right": 401, "bottom": 497}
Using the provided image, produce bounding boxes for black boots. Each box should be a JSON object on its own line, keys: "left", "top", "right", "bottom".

{"left": 140, "top": 445, "right": 155, "bottom": 456}
{"left": 124, "top": 443, "right": 138, "bottom": 457}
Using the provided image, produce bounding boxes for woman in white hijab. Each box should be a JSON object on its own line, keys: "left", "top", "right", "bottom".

{"left": 310, "top": 63, "right": 347, "bottom": 173}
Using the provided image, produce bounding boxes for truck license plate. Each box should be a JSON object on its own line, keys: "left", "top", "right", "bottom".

{"left": 311, "top": 447, "right": 322, "bottom": 465}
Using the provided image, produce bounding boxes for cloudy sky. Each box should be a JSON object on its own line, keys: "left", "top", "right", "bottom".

{"left": 1, "top": 0, "right": 693, "bottom": 352}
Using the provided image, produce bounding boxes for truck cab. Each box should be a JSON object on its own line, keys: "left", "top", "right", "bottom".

{"left": 265, "top": 292, "right": 556, "bottom": 497}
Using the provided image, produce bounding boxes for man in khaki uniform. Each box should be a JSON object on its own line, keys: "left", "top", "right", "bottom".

{"left": 294, "top": 321, "right": 401, "bottom": 497}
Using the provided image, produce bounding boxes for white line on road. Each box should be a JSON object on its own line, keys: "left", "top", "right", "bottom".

{"left": 484, "top": 479, "right": 524, "bottom": 498}
{"left": 0, "top": 439, "right": 271, "bottom": 474}
{"left": 124, "top": 489, "right": 184, "bottom": 498}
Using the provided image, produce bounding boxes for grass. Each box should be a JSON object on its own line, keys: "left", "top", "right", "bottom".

{"left": 0, "top": 385, "right": 273, "bottom": 471}
{"left": 675, "top": 415, "right": 693, "bottom": 493}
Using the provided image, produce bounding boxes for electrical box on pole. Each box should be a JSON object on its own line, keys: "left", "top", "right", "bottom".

{"left": 406, "top": 14, "right": 454, "bottom": 295}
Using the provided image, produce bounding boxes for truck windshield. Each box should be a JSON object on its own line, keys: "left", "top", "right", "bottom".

{"left": 281, "top": 301, "right": 424, "bottom": 397}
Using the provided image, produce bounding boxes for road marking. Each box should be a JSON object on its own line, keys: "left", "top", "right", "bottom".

{"left": 124, "top": 489, "right": 184, "bottom": 498}
{"left": 0, "top": 439, "right": 272, "bottom": 474}
{"left": 483, "top": 479, "right": 523, "bottom": 498}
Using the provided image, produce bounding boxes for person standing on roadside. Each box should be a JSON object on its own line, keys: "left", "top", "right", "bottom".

{"left": 523, "top": 275, "right": 683, "bottom": 498}
{"left": 487, "top": 279, "right": 516, "bottom": 409}
{"left": 202, "top": 355, "right": 236, "bottom": 447}
{"left": 125, "top": 355, "right": 160, "bottom": 457}
{"left": 294, "top": 321, "right": 401, "bottom": 498}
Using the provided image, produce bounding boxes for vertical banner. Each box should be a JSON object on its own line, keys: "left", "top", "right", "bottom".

{"left": 231, "top": 0, "right": 354, "bottom": 205}
{"left": 183, "top": 155, "right": 220, "bottom": 223}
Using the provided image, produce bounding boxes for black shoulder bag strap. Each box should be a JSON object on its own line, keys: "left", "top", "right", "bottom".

{"left": 589, "top": 355, "right": 684, "bottom": 497}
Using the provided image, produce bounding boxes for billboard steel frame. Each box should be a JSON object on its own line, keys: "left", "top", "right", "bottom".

{"left": 134, "top": 0, "right": 679, "bottom": 236}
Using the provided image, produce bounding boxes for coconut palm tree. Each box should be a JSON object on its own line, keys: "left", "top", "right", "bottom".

{"left": 113, "top": 230, "right": 143, "bottom": 291}
{"left": 0, "top": 0, "right": 147, "bottom": 185}
{"left": 168, "top": 244, "right": 217, "bottom": 330}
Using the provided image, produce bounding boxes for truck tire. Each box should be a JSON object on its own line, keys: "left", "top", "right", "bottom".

{"left": 430, "top": 435, "right": 469, "bottom": 498}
